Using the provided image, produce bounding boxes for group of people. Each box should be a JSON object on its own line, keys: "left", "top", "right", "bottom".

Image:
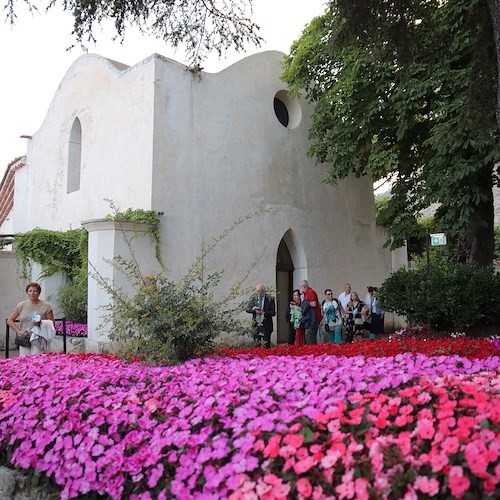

{"left": 246, "top": 281, "right": 384, "bottom": 348}
{"left": 290, "top": 281, "right": 385, "bottom": 345}
{"left": 336, "top": 283, "right": 384, "bottom": 343}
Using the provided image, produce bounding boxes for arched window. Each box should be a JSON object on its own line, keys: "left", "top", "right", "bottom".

{"left": 67, "top": 118, "right": 82, "bottom": 193}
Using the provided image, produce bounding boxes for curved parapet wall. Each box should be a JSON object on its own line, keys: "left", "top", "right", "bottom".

{"left": 17, "top": 53, "right": 157, "bottom": 234}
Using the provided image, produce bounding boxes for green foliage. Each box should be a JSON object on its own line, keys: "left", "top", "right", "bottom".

{"left": 57, "top": 271, "right": 88, "bottom": 324}
{"left": 15, "top": 228, "right": 87, "bottom": 280}
{"left": 374, "top": 194, "right": 391, "bottom": 228}
{"left": 110, "top": 272, "right": 249, "bottom": 364}
{"left": 379, "top": 261, "right": 500, "bottom": 330}
{"left": 282, "top": 0, "right": 499, "bottom": 264}
{"left": 106, "top": 205, "right": 164, "bottom": 268}
{"left": 375, "top": 193, "right": 440, "bottom": 258}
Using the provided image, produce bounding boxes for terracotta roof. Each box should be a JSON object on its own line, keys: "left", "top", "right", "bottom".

{"left": 0, "top": 156, "right": 26, "bottom": 227}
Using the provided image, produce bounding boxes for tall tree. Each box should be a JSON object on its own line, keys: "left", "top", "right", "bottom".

{"left": 282, "top": 0, "right": 499, "bottom": 265}
{"left": 3, "top": 0, "right": 262, "bottom": 64}
{"left": 487, "top": 0, "right": 500, "bottom": 127}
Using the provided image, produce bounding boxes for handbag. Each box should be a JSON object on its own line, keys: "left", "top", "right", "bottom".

{"left": 15, "top": 332, "right": 31, "bottom": 348}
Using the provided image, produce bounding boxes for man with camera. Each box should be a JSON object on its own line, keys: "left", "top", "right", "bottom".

{"left": 246, "top": 284, "right": 276, "bottom": 348}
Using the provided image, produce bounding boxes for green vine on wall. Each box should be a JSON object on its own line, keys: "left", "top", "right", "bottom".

{"left": 105, "top": 206, "right": 164, "bottom": 268}
{"left": 15, "top": 228, "right": 88, "bottom": 280}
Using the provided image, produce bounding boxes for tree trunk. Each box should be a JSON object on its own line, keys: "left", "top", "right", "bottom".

{"left": 487, "top": 0, "right": 500, "bottom": 129}
{"left": 456, "top": 164, "right": 495, "bottom": 265}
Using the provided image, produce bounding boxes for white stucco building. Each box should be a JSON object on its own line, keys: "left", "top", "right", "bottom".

{"left": 2, "top": 51, "right": 406, "bottom": 349}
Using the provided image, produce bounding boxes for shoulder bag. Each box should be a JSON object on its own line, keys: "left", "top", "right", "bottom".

{"left": 15, "top": 332, "right": 31, "bottom": 348}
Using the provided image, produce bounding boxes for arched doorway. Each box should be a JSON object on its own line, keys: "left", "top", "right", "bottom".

{"left": 276, "top": 229, "right": 307, "bottom": 344}
{"left": 276, "top": 239, "right": 294, "bottom": 344}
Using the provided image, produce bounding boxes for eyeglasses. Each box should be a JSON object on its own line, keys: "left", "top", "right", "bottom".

{"left": 326, "top": 292, "right": 332, "bottom": 295}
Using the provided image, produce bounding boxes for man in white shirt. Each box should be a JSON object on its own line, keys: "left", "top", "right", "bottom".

{"left": 338, "top": 283, "right": 352, "bottom": 323}
{"left": 338, "top": 283, "right": 352, "bottom": 310}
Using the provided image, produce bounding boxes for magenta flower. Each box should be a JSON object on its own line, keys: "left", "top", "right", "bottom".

{"left": 0, "top": 350, "right": 496, "bottom": 498}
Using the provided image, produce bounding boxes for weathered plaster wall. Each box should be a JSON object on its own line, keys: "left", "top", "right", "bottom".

{"left": 151, "top": 51, "right": 393, "bottom": 301}
{"left": 0, "top": 252, "right": 25, "bottom": 349}
{"left": 14, "top": 54, "right": 156, "bottom": 233}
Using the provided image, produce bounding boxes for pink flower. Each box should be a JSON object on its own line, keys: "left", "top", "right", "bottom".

{"left": 144, "top": 398, "right": 158, "bottom": 412}
{"left": 430, "top": 453, "right": 449, "bottom": 473}
{"left": 395, "top": 414, "right": 409, "bottom": 427}
{"left": 416, "top": 392, "right": 432, "bottom": 404}
{"left": 262, "top": 435, "right": 281, "bottom": 458}
{"left": 402, "top": 484, "right": 418, "bottom": 500}
{"left": 464, "top": 441, "right": 489, "bottom": 477}
{"left": 336, "top": 479, "right": 355, "bottom": 499}
{"left": 448, "top": 473, "right": 470, "bottom": 497}
{"left": 296, "top": 477, "right": 313, "bottom": 498}
{"left": 283, "top": 433, "right": 304, "bottom": 448}
{"left": 415, "top": 418, "right": 435, "bottom": 439}
{"left": 399, "top": 404, "right": 413, "bottom": 415}
{"left": 320, "top": 450, "right": 341, "bottom": 469}
{"left": 441, "top": 436, "right": 460, "bottom": 455}
{"left": 293, "top": 455, "right": 316, "bottom": 474}
{"left": 413, "top": 476, "right": 439, "bottom": 496}
{"left": 354, "top": 478, "right": 370, "bottom": 500}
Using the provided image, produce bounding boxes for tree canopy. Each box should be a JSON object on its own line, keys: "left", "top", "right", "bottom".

{"left": 3, "top": 0, "right": 263, "bottom": 64}
{"left": 282, "top": 0, "right": 500, "bottom": 265}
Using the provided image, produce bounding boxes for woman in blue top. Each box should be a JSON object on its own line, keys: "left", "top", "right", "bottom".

{"left": 322, "top": 289, "right": 343, "bottom": 344}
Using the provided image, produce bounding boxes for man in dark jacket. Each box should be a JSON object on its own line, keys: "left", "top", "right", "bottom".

{"left": 246, "top": 283, "right": 276, "bottom": 348}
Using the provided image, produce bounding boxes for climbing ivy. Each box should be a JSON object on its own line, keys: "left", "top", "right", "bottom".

{"left": 105, "top": 207, "right": 164, "bottom": 267}
{"left": 15, "top": 228, "right": 87, "bottom": 280}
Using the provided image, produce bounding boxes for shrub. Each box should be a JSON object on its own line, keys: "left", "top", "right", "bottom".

{"left": 57, "top": 272, "right": 88, "bottom": 324}
{"left": 109, "top": 271, "right": 249, "bottom": 364}
{"left": 379, "top": 262, "right": 500, "bottom": 331}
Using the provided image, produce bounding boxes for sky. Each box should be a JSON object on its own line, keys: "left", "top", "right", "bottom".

{"left": 0, "top": 0, "right": 326, "bottom": 177}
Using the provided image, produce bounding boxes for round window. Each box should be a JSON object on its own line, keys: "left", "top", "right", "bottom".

{"left": 273, "top": 90, "right": 302, "bottom": 129}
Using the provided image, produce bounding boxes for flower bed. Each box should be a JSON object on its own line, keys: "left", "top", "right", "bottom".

{"left": 54, "top": 321, "right": 88, "bottom": 337}
{"left": 0, "top": 347, "right": 497, "bottom": 499}
{"left": 214, "top": 337, "right": 498, "bottom": 359}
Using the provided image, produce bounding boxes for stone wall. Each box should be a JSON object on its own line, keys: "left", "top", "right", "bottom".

{"left": 0, "top": 252, "right": 25, "bottom": 350}
{"left": 0, "top": 466, "right": 59, "bottom": 499}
